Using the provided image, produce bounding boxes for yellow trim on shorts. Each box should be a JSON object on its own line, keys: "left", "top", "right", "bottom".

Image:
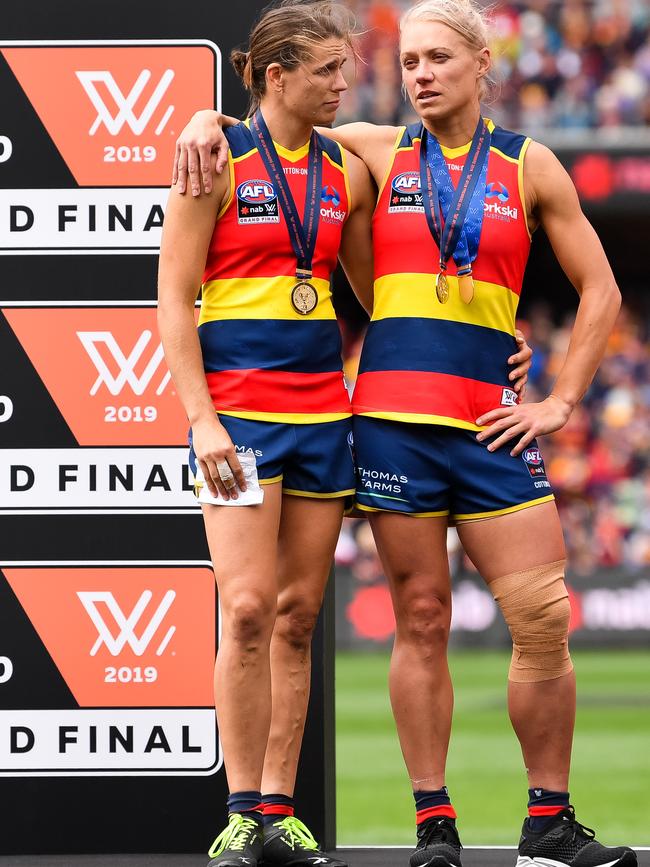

{"left": 453, "top": 494, "right": 555, "bottom": 522}
{"left": 260, "top": 475, "right": 283, "bottom": 486}
{"left": 200, "top": 275, "right": 336, "bottom": 322}
{"left": 283, "top": 488, "right": 356, "bottom": 499}
{"left": 371, "top": 273, "right": 518, "bottom": 334}
{"left": 217, "top": 410, "right": 351, "bottom": 424}
{"left": 356, "top": 410, "right": 482, "bottom": 432}
{"left": 355, "top": 502, "right": 449, "bottom": 518}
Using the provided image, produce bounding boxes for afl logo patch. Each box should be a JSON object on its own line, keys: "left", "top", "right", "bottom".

{"left": 522, "top": 447, "right": 547, "bottom": 478}
{"left": 388, "top": 171, "right": 423, "bottom": 213}
{"left": 237, "top": 179, "right": 280, "bottom": 224}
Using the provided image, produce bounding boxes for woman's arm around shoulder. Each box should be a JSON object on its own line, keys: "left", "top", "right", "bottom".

{"left": 317, "top": 122, "right": 399, "bottom": 178}
{"left": 338, "top": 149, "right": 376, "bottom": 315}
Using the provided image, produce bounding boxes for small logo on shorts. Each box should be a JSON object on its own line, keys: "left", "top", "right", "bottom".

{"left": 237, "top": 179, "right": 279, "bottom": 224}
{"left": 346, "top": 430, "right": 355, "bottom": 462}
{"left": 522, "top": 447, "right": 546, "bottom": 478}
{"left": 501, "top": 387, "right": 518, "bottom": 407}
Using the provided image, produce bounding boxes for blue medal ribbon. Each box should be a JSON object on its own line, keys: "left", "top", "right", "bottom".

{"left": 250, "top": 110, "right": 323, "bottom": 281}
{"left": 419, "top": 117, "right": 491, "bottom": 279}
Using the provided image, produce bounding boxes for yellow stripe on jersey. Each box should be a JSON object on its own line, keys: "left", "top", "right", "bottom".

{"left": 356, "top": 410, "right": 483, "bottom": 431}
{"left": 199, "top": 275, "right": 336, "bottom": 323}
{"left": 217, "top": 409, "right": 351, "bottom": 424}
{"left": 377, "top": 127, "right": 407, "bottom": 200}
{"left": 371, "top": 273, "right": 519, "bottom": 335}
{"left": 340, "top": 144, "right": 353, "bottom": 213}
{"left": 217, "top": 151, "right": 237, "bottom": 219}
{"left": 518, "top": 137, "right": 533, "bottom": 241}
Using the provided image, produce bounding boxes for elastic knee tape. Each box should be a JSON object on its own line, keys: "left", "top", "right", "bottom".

{"left": 489, "top": 559, "right": 573, "bottom": 683}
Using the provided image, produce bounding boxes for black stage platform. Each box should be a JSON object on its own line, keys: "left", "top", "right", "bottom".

{"left": 1, "top": 849, "right": 649, "bottom": 866}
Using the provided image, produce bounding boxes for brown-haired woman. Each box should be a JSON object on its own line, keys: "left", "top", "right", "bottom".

{"left": 158, "top": 2, "right": 377, "bottom": 865}
{"left": 172, "top": 1, "right": 636, "bottom": 867}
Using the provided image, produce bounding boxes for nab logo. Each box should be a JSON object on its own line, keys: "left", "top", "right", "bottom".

{"left": 77, "top": 330, "right": 170, "bottom": 397}
{"left": 485, "top": 181, "right": 509, "bottom": 202}
{"left": 76, "top": 69, "right": 175, "bottom": 136}
{"left": 237, "top": 180, "right": 276, "bottom": 203}
{"left": 77, "top": 589, "right": 176, "bottom": 657}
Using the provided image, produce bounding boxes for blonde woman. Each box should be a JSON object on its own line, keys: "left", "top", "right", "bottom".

{"left": 158, "top": 2, "right": 378, "bottom": 865}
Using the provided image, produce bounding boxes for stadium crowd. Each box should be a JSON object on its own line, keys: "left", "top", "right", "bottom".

{"left": 337, "top": 303, "right": 650, "bottom": 579}
{"left": 337, "top": 0, "right": 650, "bottom": 131}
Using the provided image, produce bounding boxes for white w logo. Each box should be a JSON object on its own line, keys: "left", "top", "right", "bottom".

{"left": 77, "top": 590, "right": 176, "bottom": 657}
{"left": 76, "top": 69, "right": 175, "bottom": 136}
{"left": 77, "top": 330, "right": 171, "bottom": 397}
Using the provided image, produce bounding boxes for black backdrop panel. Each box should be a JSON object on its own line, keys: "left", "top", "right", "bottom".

{"left": 0, "top": 0, "right": 336, "bottom": 855}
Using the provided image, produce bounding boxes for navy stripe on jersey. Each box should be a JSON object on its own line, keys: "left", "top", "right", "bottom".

{"left": 198, "top": 319, "right": 344, "bottom": 374}
{"left": 358, "top": 318, "right": 517, "bottom": 386}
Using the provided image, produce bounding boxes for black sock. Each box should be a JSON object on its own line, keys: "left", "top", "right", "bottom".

{"left": 414, "top": 786, "right": 457, "bottom": 827}
{"left": 527, "top": 787, "right": 570, "bottom": 832}
{"left": 262, "top": 793, "right": 294, "bottom": 827}
{"left": 227, "top": 790, "right": 263, "bottom": 818}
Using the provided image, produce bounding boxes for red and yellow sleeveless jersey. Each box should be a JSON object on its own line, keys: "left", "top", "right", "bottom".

{"left": 352, "top": 119, "right": 532, "bottom": 430}
{"left": 199, "top": 121, "right": 352, "bottom": 423}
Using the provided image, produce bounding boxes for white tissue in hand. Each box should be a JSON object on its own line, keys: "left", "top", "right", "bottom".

{"left": 194, "top": 452, "right": 264, "bottom": 506}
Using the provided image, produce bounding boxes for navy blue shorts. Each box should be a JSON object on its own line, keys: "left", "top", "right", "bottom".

{"left": 352, "top": 415, "right": 555, "bottom": 520}
{"left": 189, "top": 415, "right": 355, "bottom": 499}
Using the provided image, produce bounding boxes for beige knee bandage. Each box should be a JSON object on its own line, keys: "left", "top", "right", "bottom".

{"left": 489, "top": 559, "right": 573, "bottom": 683}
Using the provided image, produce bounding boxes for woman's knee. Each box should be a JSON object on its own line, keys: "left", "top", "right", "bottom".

{"left": 223, "top": 589, "right": 276, "bottom": 646}
{"left": 395, "top": 591, "right": 451, "bottom": 649}
{"left": 274, "top": 594, "right": 322, "bottom": 651}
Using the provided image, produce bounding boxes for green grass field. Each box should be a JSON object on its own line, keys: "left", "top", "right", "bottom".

{"left": 336, "top": 649, "right": 650, "bottom": 846}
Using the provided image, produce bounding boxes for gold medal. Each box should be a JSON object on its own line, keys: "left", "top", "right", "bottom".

{"left": 436, "top": 272, "right": 449, "bottom": 304}
{"left": 458, "top": 274, "right": 475, "bottom": 304}
{"left": 291, "top": 281, "right": 318, "bottom": 315}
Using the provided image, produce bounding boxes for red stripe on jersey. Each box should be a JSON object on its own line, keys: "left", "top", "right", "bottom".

{"left": 528, "top": 806, "right": 566, "bottom": 817}
{"left": 352, "top": 370, "right": 507, "bottom": 426}
{"left": 416, "top": 805, "right": 458, "bottom": 823}
{"left": 206, "top": 369, "right": 351, "bottom": 415}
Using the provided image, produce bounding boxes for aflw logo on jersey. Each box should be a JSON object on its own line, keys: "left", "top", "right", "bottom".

{"left": 237, "top": 179, "right": 279, "bottom": 224}
{"left": 77, "top": 330, "right": 171, "bottom": 397}
{"left": 389, "top": 171, "right": 423, "bottom": 213}
{"left": 76, "top": 69, "right": 175, "bottom": 136}
{"left": 77, "top": 590, "right": 176, "bottom": 657}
